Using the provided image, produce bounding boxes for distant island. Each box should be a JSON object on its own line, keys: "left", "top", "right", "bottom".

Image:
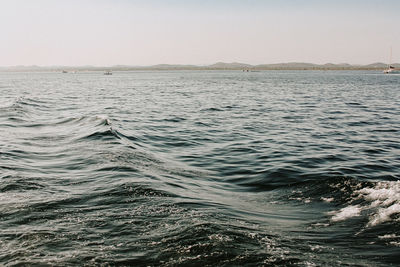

{"left": 1, "top": 62, "right": 399, "bottom": 72}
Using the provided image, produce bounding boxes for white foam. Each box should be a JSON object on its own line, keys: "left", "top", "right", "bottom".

{"left": 357, "top": 183, "right": 399, "bottom": 207}
{"left": 368, "top": 203, "right": 400, "bottom": 227}
{"left": 321, "top": 197, "right": 334, "bottom": 203}
{"left": 329, "top": 205, "right": 362, "bottom": 222}
{"left": 356, "top": 181, "right": 400, "bottom": 227}
{"left": 378, "top": 234, "right": 399, "bottom": 239}
{"left": 329, "top": 181, "right": 400, "bottom": 227}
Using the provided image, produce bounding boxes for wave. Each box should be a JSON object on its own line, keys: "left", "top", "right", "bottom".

{"left": 81, "top": 128, "right": 121, "bottom": 141}
{"left": 0, "top": 175, "right": 46, "bottom": 192}
{"left": 163, "top": 116, "right": 186, "bottom": 123}
{"left": 200, "top": 107, "right": 223, "bottom": 112}
{"left": 283, "top": 177, "right": 400, "bottom": 228}
{"left": 0, "top": 96, "right": 50, "bottom": 112}
{"left": 329, "top": 180, "right": 400, "bottom": 227}
{"left": 2, "top": 70, "right": 400, "bottom": 266}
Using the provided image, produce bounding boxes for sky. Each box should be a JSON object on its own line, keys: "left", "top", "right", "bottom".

{"left": 1, "top": 0, "right": 400, "bottom": 66}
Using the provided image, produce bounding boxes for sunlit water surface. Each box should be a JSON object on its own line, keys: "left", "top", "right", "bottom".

{"left": 0, "top": 70, "right": 399, "bottom": 266}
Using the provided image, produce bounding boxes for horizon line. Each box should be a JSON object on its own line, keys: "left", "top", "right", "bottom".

{"left": 0, "top": 61, "right": 397, "bottom": 68}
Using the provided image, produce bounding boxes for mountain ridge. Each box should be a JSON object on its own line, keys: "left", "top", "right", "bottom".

{"left": 1, "top": 62, "right": 399, "bottom": 71}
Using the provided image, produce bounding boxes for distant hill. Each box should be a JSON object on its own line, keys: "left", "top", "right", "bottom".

{"left": 364, "top": 62, "right": 387, "bottom": 69}
{"left": 208, "top": 62, "right": 253, "bottom": 69}
{"left": 254, "top": 62, "right": 318, "bottom": 70}
{"left": 145, "top": 64, "right": 201, "bottom": 70}
{"left": 1, "top": 62, "right": 399, "bottom": 72}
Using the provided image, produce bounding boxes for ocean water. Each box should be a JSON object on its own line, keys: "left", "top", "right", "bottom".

{"left": 0, "top": 70, "right": 399, "bottom": 266}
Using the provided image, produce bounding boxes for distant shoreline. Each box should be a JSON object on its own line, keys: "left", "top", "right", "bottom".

{"left": 0, "top": 62, "right": 398, "bottom": 72}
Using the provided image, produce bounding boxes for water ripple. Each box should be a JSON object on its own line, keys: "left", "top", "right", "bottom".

{"left": 0, "top": 71, "right": 399, "bottom": 266}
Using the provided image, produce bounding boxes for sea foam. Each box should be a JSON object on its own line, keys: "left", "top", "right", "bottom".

{"left": 329, "top": 181, "right": 400, "bottom": 227}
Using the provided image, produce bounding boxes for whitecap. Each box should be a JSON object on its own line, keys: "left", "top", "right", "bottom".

{"left": 329, "top": 205, "right": 362, "bottom": 222}
{"left": 367, "top": 203, "right": 400, "bottom": 227}
{"left": 321, "top": 197, "right": 334, "bottom": 203}
{"left": 329, "top": 181, "right": 400, "bottom": 227}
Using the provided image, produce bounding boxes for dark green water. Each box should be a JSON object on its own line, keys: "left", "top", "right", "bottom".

{"left": 0, "top": 70, "right": 399, "bottom": 266}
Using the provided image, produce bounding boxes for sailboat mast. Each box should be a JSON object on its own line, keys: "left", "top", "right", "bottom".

{"left": 384, "top": 46, "right": 397, "bottom": 74}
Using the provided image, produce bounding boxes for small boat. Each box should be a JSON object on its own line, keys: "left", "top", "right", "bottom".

{"left": 383, "top": 66, "right": 400, "bottom": 74}
{"left": 104, "top": 70, "right": 112, "bottom": 75}
{"left": 383, "top": 47, "right": 400, "bottom": 74}
{"left": 62, "top": 70, "right": 68, "bottom": 73}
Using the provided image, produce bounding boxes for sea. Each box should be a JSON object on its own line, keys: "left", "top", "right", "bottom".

{"left": 0, "top": 70, "right": 399, "bottom": 266}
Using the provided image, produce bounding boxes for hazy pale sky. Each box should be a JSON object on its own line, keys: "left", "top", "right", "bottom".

{"left": 1, "top": 0, "right": 400, "bottom": 66}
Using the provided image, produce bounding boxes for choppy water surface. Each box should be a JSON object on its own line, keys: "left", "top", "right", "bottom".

{"left": 0, "top": 70, "right": 399, "bottom": 266}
